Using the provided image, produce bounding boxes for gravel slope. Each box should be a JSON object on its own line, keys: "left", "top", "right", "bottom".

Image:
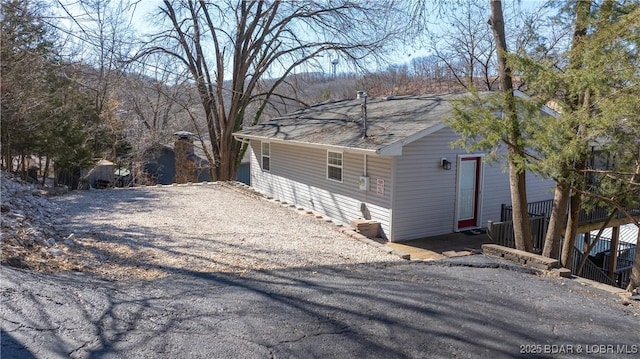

{"left": 53, "top": 183, "right": 402, "bottom": 280}
{"left": 5, "top": 182, "right": 640, "bottom": 359}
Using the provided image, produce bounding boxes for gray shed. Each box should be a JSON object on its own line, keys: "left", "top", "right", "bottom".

{"left": 83, "top": 159, "right": 115, "bottom": 188}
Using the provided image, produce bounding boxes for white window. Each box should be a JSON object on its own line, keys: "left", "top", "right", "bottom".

{"left": 261, "top": 142, "right": 270, "bottom": 171}
{"left": 327, "top": 151, "right": 342, "bottom": 182}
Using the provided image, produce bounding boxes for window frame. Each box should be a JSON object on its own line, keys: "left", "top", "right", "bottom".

{"left": 261, "top": 141, "right": 271, "bottom": 172}
{"left": 326, "top": 150, "right": 343, "bottom": 182}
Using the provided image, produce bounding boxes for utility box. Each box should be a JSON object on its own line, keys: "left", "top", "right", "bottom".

{"left": 359, "top": 176, "right": 370, "bottom": 191}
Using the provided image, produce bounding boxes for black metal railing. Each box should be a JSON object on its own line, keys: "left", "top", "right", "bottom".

{"left": 489, "top": 224, "right": 636, "bottom": 288}
{"left": 501, "top": 200, "right": 640, "bottom": 226}
{"left": 487, "top": 215, "right": 547, "bottom": 254}
{"left": 575, "top": 234, "right": 636, "bottom": 258}
{"left": 501, "top": 199, "right": 554, "bottom": 221}
{"left": 571, "top": 248, "right": 619, "bottom": 287}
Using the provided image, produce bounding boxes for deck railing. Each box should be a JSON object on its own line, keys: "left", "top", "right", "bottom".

{"left": 575, "top": 235, "right": 636, "bottom": 259}
{"left": 489, "top": 221, "right": 636, "bottom": 288}
{"left": 500, "top": 199, "right": 554, "bottom": 221}
{"left": 494, "top": 199, "right": 638, "bottom": 288}
{"left": 487, "top": 215, "right": 547, "bottom": 254}
{"left": 501, "top": 200, "right": 640, "bottom": 226}
{"left": 571, "top": 248, "right": 619, "bottom": 287}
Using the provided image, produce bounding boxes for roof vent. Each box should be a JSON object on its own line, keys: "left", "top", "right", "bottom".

{"left": 358, "top": 91, "right": 368, "bottom": 138}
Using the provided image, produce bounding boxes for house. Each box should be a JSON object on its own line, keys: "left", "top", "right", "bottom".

{"left": 233, "top": 93, "right": 555, "bottom": 242}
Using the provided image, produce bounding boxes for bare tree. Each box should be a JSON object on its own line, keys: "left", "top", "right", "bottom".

{"left": 121, "top": 54, "right": 201, "bottom": 148}
{"left": 427, "top": 0, "right": 496, "bottom": 90}
{"left": 55, "top": 0, "right": 137, "bottom": 158}
{"left": 138, "top": 0, "right": 410, "bottom": 181}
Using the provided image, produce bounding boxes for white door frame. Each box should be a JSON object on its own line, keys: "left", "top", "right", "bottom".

{"left": 454, "top": 154, "right": 485, "bottom": 232}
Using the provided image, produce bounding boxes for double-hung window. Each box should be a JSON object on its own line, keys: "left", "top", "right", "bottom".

{"left": 327, "top": 151, "right": 343, "bottom": 182}
{"left": 261, "top": 142, "right": 270, "bottom": 171}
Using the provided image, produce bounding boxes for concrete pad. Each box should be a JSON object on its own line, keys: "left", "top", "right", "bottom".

{"left": 385, "top": 242, "right": 446, "bottom": 261}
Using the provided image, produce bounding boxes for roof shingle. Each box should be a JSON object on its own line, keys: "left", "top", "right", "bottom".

{"left": 234, "top": 93, "right": 464, "bottom": 154}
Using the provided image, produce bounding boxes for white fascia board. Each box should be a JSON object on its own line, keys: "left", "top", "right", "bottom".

{"left": 233, "top": 133, "right": 379, "bottom": 156}
{"left": 376, "top": 123, "right": 448, "bottom": 156}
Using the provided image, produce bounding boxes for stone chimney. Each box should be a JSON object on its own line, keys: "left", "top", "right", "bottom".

{"left": 173, "top": 131, "right": 198, "bottom": 184}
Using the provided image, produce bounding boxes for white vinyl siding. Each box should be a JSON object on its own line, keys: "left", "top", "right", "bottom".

{"left": 250, "top": 126, "right": 554, "bottom": 243}
{"left": 261, "top": 142, "right": 270, "bottom": 171}
{"left": 327, "top": 151, "right": 343, "bottom": 182}
{"left": 391, "top": 127, "right": 554, "bottom": 242}
{"left": 391, "top": 127, "right": 459, "bottom": 241}
{"left": 250, "top": 141, "right": 393, "bottom": 238}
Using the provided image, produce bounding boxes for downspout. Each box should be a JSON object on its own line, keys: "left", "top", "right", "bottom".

{"left": 363, "top": 154, "right": 367, "bottom": 176}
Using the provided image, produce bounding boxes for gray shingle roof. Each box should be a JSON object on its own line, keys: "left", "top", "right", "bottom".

{"left": 234, "top": 93, "right": 465, "bottom": 155}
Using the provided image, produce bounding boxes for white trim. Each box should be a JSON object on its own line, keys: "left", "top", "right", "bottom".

{"left": 261, "top": 141, "right": 271, "bottom": 172}
{"left": 377, "top": 123, "right": 448, "bottom": 156}
{"left": 454, "top": 154, "right": 485, "bottom": 232}
{"left": 326, "top": 150, "right": 343, "bottom": 182}
{"left": 234, "top": 134, "right": 378, "bottom": 156}
{"left": 235, "top": 123, "right": 448, "bottom": 158}
{"left": 389, "top": 156, "right": 398, "bottom": 241}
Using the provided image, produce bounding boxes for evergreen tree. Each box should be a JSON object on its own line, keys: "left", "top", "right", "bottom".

{"left": 1, "top": 0, "right": 95, "bottom": 183}
{"left": 508, "top": 1, "right": 640, "bottom": 269}
{"left": 447, "top": 0, "right": 639, "bottom": 262}
{"left": 1, "top": 0, "right": 53, "bottom": 171}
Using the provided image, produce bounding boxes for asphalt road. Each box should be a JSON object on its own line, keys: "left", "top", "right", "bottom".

{"left": 2, "top": 255, "right": 640, "bottom": 359}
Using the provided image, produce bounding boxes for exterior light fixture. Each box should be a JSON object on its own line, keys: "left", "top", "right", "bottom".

{"left": 441, "top": 158, "right": 452, "bottom": 170}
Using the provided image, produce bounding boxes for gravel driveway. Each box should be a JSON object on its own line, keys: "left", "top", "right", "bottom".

{"left": 52, "top": 183, "right": 402, "bottom": 280}
{"left": 2, "top": 183, "right": 640, "bottom": 358}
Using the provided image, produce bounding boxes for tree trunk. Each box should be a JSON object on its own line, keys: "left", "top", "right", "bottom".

{"left": 557, "top": 0, "right": 592, "bottom": 267}
{"left": 217, "top": 135, "right": 238, "bottom": 181}
{"left": 509, "top": 154, "right": 533, "bottom": 252}
{"left": 542, "top": 181, "right": 570, "bottom": 258}
{"left": 489, "top": 0, "right": 533, "bottom": 252}
{"left": 560, "top": 191, "right": 582, "bottom": 269}
{"left": 41, "top": 156, "right": 50, "bottom": 186}
{"left": 627, "top": 226, "right": 640, "bottom": 292}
